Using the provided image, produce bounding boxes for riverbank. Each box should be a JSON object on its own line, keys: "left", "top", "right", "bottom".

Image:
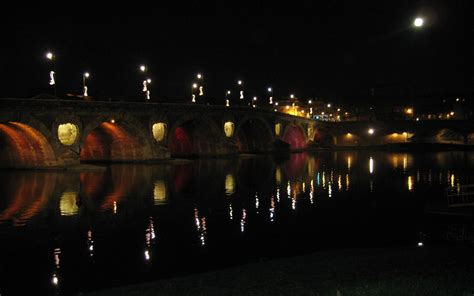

{"left": 85, "top": 245, "right": 474, "bottom": 296}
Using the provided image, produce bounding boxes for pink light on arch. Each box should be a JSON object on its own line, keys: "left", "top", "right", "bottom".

{"left": 283, "top": 125, "right": 306, "bottom": 150}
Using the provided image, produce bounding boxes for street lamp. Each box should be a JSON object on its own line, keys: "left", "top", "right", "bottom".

{"left": 252, "top": 96, "right": 257, "bottom": 108}
{"left": 139, "top": 65, "right": 151, "bottom": 100}
{"left": 192, "top": 83, "right": 198, "bottom": 103}
{"left": 143, "top": 78, "right": 151, "bottom": 100}
{"left": 196, "top": 73, "right": 204, "bottom": 96}
{"left": 237, "top": 80, "right": 244, "bottom": 105}
{"left": 267, "top": 87, "right": 273, "bottom": 105}
{"left": 46, "top": 51, "right": 56, "bottom": 95}
{"left": 83, "top": 72, "right": 90, "bottom": 97}
{"left": 225, "top": 90, "right": 231, "bottom": 107}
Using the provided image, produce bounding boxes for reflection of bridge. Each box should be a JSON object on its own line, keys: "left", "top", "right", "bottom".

{"left": 0, "top": 98, "right": 315, "bottom": 168}
{"left": 1, "top": 97, "right": 473, "bottom": 168}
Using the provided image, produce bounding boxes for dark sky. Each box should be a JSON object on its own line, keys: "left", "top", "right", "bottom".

{"left": 1, "top": 1, "right": 473, "bottom": 105}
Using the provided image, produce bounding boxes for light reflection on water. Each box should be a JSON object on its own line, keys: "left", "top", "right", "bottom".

{"left": 0, "top": 151, "right": 474, "bottom": 295}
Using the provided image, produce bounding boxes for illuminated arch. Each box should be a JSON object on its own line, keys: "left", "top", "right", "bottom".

{"left": 0, "top": 122, "right": 56, "bottom": 168}
{"left": 334, "top": 132, "right": 360, "bottom": 146}
{"left": 282, "top": 124, "right": 307, "bottom": 150}
{"left": 168, "top": 115, "right": 224, "bottom": 157}
{"left": 81, "top": 119, "right": 152, "bottom": 162}
{"left": 434, "top": 129, "right": 464, "bottom": 144}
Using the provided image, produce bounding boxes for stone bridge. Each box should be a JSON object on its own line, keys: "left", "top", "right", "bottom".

{"left": 1, "top": 97, "right": 473, "bottom": 168}
{"left": 0, "top": 98, "right": 317, "bottom": 168}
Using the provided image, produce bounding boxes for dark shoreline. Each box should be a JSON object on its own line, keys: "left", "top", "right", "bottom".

{"left": 84, "top": 245, "right": 474, "bottom": 296}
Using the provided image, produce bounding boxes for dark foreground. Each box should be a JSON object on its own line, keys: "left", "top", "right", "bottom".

{"left": 86, "top": 245, "right": 474, "bottom": 296}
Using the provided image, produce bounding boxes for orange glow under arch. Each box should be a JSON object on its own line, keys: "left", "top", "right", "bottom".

{"left": 81, "top": 122, "right": 144, "bottom": 162}
{"left": 0, "top": 122, "right": 56, "bottom": 168}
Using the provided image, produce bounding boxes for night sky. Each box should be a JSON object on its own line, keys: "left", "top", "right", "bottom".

{"left": 1, "top": 1, "right": 473, "bottom": 105}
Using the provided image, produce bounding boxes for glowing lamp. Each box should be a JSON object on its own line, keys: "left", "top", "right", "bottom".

{"left": 414, "top": 17, "right": 424, "bottom": 27}
{"left": 49, "top": 71, "right": 56, "bottom": 85}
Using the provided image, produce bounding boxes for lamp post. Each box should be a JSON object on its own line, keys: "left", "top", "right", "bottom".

{"left": 83, "top": 72, "right": 90, "bottom": 97}
{"left": 289, "top": 94, "right": 297, "bottom": 116}
{"left": 143, "top": 79, "right": 151, "bottom": 100}
{"left": 225, "top": 90, "right": 231, "bottom": 107}
{"left": 252, "top": 96, "right": 257, "bottom": 108}
{"left": 192, "top": 83, "right": 198, "bottom": 103}
{"left": 267, "top": 87, "right": 273, "bottom": 105}
{"left": 46, "top": 51, "right": 56, "bottom": 96}
{"left": 139, "top": 65, "right": 151, "bottom": 101}
{"left": 196, "top": 73, "right": 205, "bottom": 104}
{"left": 237, "top": 80, "right": 244, "bottom": 105}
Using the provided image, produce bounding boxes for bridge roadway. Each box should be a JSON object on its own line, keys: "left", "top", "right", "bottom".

{"left": 0, "top": 97, "right": 473, "bottom": 168}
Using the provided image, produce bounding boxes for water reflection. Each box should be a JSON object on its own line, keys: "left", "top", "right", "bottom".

{"left": 154, "top": 180, "right": 167, "bottom": 205}
{"left": 0, "top": 151, "right": 473, "bottom": 295}
{"left": 59, "top": 191, "right": 79, "bottom": 216}
{"left": 194, "top": 208, "right": 207, "bottom": 246}
{"left": 87, "top": 229, "right": 94, "bottom": 257}
{"left": 225, "top": 174, "right": 235, "bottom": 196}
{"left": 269, "top": 196, "right": 276, "bottom": 222}
{"left": 240, "top": 208, "right": 247, "bottom": 233}
{"left": 52, "top": 247, "right": 61, "bottom": 291}
{"left": 144, "top": 217, "right": 156, "bottom": 262}
{"left": 408, "top": 176, "right": 414, "bottom": 192}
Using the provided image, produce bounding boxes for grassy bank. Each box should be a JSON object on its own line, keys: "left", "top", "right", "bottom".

{"left": 85, "top": 245, "right": 474, "bottom": 296}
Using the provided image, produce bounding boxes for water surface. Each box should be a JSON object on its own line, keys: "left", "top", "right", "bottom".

{"left": 1, "top": 151, "right": 473, "bottom": 295}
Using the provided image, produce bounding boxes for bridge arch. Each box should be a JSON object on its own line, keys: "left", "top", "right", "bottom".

{"left": 0, "top": 121, "right": 57, "bottom": 168}
{"left": 81, "top": 116, "right": 153, "bottom": 162}
{"left": 334, "top": 132, "right": 360, "bottom": 146}
{"left": 235, "top": 116, "right": 274, "bottom": 153}
{"left": 168, "top": 114, "right": 225, "bottom": 157}
{"left": 434, "top": 128, "right": 464, "bottom": 144}
{"left": 282, "top": 123, "right": 307, "bottom": 150}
